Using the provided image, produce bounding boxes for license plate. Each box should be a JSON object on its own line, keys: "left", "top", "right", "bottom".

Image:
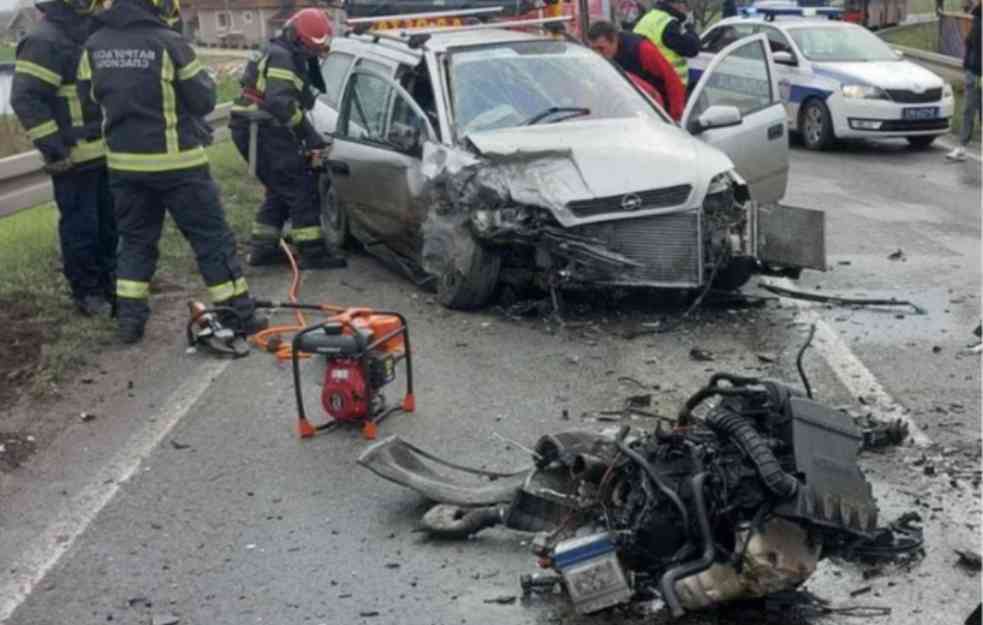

{"left": 903, "top": 107, "right": 939, "bottom": 120}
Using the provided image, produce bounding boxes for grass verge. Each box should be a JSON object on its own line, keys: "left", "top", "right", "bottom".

{"left": 0, "top": 44, "right": 14, "bottom": 63}
{"left": 0, "top": 141, "right": 260, "bottom": 397}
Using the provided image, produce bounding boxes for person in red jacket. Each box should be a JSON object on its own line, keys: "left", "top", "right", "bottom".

{"left": 587, "top": 20, "right": 686, "bottom": 121}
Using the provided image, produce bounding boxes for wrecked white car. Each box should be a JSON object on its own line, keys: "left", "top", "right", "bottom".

{"left": 311, "top": 28, "right": 825, "bottom": 309}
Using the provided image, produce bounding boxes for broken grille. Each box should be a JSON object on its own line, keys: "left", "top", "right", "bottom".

{"left": 886, "top": 88, "right": 942, "bottom": 104}
{"left": 574, "top": 211, "right": 701, "bottom": 286}
{"left": 566, "top": 185, "right": 693, "bottom": 217}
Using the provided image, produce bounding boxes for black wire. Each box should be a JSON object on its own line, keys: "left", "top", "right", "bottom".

{"left": 796, "top": 323, "right": 817, "bottom": 399}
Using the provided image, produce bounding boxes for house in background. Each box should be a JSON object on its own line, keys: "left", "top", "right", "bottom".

{"left": 186, "top": 0, "right": 338, "bottom": 48}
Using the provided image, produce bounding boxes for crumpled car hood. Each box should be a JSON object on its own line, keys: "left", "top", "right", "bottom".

{"left": 462, "top": 117, "right": 734, "bottom": 215}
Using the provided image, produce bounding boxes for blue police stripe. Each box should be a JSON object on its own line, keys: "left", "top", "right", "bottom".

{"left": 689, "top": 67, "right": 831, "bottom": 103}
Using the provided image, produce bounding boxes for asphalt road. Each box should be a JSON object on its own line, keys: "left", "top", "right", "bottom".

{"left": 1, "top": 139, "right": 980, "bottom": 625}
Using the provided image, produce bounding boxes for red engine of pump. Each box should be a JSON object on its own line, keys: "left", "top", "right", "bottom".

{"left": 321, "top": 358, "right": 369, "bottom": 422}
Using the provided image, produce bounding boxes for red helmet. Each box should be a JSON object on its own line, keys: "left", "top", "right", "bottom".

{"left": 287, "top": 8, "right": 334, "bottom": 56}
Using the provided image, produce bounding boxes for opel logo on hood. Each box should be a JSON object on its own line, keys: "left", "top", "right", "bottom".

{"left": 621, "top": 193, "right": 643, "bottom": 211}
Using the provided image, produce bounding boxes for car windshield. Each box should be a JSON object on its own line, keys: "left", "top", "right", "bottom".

{"left": 448, "top": 40, "right": 663, "bottom": 136}
{"left": 789, "top": 26, "right": 899, "bottom": 62}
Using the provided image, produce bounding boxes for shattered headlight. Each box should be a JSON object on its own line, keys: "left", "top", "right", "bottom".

{"left": 703, "top": 172, "right": 736, "bottom": 214}
{"left": 841, "top": 84, "right": 887, "bottom": 100}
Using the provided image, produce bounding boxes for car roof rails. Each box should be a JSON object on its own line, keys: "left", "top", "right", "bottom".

{"left": 345, "top": 6, "right": 505, "bottom": 26}
{"left": 397, "top": 15, "right": 573, "bottom": 35}
{"left": 346, "top": 14, "right": 573, "bottom": 49}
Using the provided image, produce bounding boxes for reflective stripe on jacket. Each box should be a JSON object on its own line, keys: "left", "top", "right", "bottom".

{"left": 10, "top": 2, "right": 105, "bottom": 168}
{"left": 79, "top": 1, "right": 215, "bottom": 174}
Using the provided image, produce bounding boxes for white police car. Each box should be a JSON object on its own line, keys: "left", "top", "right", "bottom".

{"left": 691, "top": 6, "right": 955, "bottom": 150}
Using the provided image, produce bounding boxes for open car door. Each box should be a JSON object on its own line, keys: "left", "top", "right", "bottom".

{"left": 684, "top": 34, "right": 825, "bottom": 272}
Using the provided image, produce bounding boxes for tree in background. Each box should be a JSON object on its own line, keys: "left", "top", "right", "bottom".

{"left": 690, "top": 0, "right": 724, "bottom": 28}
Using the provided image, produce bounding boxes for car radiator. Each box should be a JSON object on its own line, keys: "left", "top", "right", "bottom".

{"left": 573, "top": 211, "right": 702, "bottom": 287}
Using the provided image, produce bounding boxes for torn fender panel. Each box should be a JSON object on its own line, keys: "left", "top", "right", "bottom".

{"left": 357, "top": 436, "right": 532, "bottom": 506}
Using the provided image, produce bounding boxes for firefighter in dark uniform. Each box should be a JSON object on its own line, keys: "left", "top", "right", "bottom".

{"left": 11, "top": 0, "right": 116, "bottom": 317}
{"left": 230, "top": 9, "right": 347, "bottom": 270}
{"left": 78, "top": 0, "right": 265, "bottom": 344}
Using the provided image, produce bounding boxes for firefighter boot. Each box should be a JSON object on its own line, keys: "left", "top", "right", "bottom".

{"left": 296, "top": 241, "right": 347, "bottom": 270}
{"left": 116, "top": 299, "right": 148, "bottom": 345}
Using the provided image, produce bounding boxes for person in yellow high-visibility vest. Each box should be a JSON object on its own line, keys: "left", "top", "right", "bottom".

{"left": 633, "top": 0, "right": 701, "bottom": 86}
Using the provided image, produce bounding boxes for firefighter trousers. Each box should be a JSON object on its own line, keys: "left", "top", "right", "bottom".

{"left": 109, "top": 167, "right": 254, "bottom": 324}
{"left": 230, "top": 122, "right": 324, "bottom": 253}
{"left": 52, "top": 166, "right": 117, "bottom": 301}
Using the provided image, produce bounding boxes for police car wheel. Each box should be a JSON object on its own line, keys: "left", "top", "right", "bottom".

{"left": 319, "top": 175, "right": 352, "bottom": 250}
{"left": 800, "top": 100, "right": 834, "bottom": 151}
{"left": 905, "top": 135, "right": 937, "bottom": 149}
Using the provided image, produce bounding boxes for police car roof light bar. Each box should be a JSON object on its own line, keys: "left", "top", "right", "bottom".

{"left": 346, "top": 6, "right": 504, "bottom": 25}
{"left": 741, "top": 4, "right": 842, "bottom": 20}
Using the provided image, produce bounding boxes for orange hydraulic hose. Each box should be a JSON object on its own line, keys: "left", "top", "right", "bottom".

{"left": 250, "top": 239, "right": 346, "bottom": 361}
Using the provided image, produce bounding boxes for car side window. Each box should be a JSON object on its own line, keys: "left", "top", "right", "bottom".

{"left": 320, "top": 52, "right": 354, "bottom": 108}
{"left": 389, "top": 93, "right": 429, "bottom": 156}
{"left": 338, "top": 71, "right": 393, "bottom": 143}
{"left": 690, "top": 38, "right": 774, "bottom": 118}
{"left": 702, "top": 24, "right": 756, "bottom": 53}
{"left": 755, "top": 25, "right": 794, "bottom": 55}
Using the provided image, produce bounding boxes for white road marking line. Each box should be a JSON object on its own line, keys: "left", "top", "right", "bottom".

{"left": 767, "top": 278, "right": 933, "bottom": 447}
{"left": 0, "top": 358, "right": 233, "bottom": 623}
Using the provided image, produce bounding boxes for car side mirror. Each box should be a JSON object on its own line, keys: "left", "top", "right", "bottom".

{"left": 690, "top": 105, "right": 743, "bottom": 134}
{"left": 773, "top": 51, "right": 798, "bottom": 66}
{"left": 387, "top": 122, "right": 423, "bottom": 155}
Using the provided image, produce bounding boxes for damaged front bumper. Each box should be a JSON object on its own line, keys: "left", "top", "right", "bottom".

{"left": 421, "top": 144, "right": 818, "bottom": 292}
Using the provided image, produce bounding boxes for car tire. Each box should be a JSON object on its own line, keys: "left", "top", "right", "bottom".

{"left": 906, "top": 135, "right": 937, "bottom": 149}
{"left": 800, "top": 99, "right": 834, "bottom": 151}
{"left": 319, "top": 174, "right": 352, "bottom": 250}
{"left": 435, "top": 236, "right": 502, "bottom": 311}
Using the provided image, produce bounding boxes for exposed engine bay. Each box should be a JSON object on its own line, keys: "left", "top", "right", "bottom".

{"left": 359, "top": 372, "right": 920, "bottom": 619}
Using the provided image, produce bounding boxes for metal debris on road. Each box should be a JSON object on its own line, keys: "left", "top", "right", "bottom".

{"left": 955, "top": 549, "right": 983, "bottom": 572}
{"left": 79, "top": 412, "right": 96, "bottom": 422}
{"left": 888, "top": 249, "right": 906, "bottom": 261}
{"left": 760, "top": 282, "right": 927, "bottom": 314}
{"left": 358, "top": 370, "right": 921, "bottom": 619}
{"left": 688, "top": 347, "right": 714, "bottom": 361}
{"left": 483, "top": 595, "right": 517, "bottom": 605}
{"left": 151, "top": 614, "right": 180, "bottom": 625}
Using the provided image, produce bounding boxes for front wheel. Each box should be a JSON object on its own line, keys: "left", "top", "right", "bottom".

{"left": 800, "top": 99, "right": 835, "bottom": 151}
{"left": 319, "top": 175, "right": 351, "bottom": 251}
{"left": 428, "top": 232, "right": 501, "bottom": 310}
{"left": 906, "top": 135, "right": 937, "bottom": 149}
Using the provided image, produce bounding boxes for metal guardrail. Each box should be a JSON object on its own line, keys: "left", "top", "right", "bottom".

{"left": 0, "top": 102, "right": 233, "bottom": 220}
{"left": 894, "top": 44, "right": 965, "bottom": 83}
